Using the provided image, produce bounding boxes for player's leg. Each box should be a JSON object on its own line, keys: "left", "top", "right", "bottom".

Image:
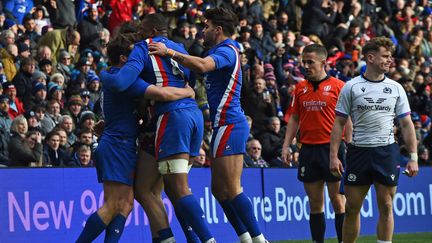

{"left": 327, "top": 181, "right": 345, "bottom": 243}
{"left": 374, "top": 183, "right": 397, "bottom": 242}
{"left": 77, "top": 181, "right": 134, "bottom": 243}
{"left": 211, "top": 120, "right": 263, "bottom": 243}
{"left": 134, "top": 150, "right": 174, "bottom": 243}
{"left": 303, "top": 181, "right": 326, "bottom": 243}
{"left": 324, "top": 143, "right": 346, "bottom": 243}
{"left": 343, "top": 185, "right": 370, "bottom": 243}
{"left": 372, "top": 143, "right": 400, "bottom": 242}
{"left": 157, "top": 109, "right": 214, "bottom": 242}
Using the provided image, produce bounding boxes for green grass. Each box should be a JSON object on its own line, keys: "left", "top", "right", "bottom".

{"left": 272, "top": 232, "right": 432, "bottom": 243}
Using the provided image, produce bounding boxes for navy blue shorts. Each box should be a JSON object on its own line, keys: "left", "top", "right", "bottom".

{"left": 344, "top": 143, "right": 400, "bottom": 186}
{"left": 155, "top": 107, "right": 204, "bottom": 160}
{"left": 298, "top": 142, "right": 346, "bottom": 183}
{"left": 95, "top": 136, "right": 137, "bottom": 186}
{"left": 210, "top": 118, "right": 249, "bottom": 159}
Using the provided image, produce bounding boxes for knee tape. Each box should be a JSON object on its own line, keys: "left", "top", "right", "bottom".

{"left": 158, "top": 159, "right": 189, "bottom": 175}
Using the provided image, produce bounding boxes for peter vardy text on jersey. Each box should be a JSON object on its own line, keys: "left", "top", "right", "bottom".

{"left": 357, "top": 104, "right": 392, "bottom": 111}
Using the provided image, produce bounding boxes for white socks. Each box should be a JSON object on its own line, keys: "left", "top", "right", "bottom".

{"left": 377, "top": 240, "right": 392, "bottom": 243}
{"left": 160, "top": 237, "right": 176, "bottom": 243}
{"left": 251, "top": 234, "right": 266, "bottom": 243}
{"left": 239, "top": 232, "right": 253, "bottom": 243}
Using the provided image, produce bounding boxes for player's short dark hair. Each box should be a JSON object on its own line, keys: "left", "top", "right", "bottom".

{"left": 302, "top": 44, "right": 328, "bottom": 59}
{"left": 362, "top": 36, "right": 395, "bottom": 56}
{"left": 204, "top": 8, "right": 238, "bottom": 36}
{"left": 107, "top": 35, "right": 134, "bottom": 65}
{"left": 141, "top": 13, "right": 168, "bottom": 33}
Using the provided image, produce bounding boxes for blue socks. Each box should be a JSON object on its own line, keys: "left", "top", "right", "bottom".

{"left": 220, "top": 200, "right": 248, "bottom": 236}
{"left": 76, "top": 212, "right": 107, "bottom": 243}
{"left": 175, "top": 206, "right": 200, "bottom": 243}
{"left": 310, "top": 212, "right": 325, "bottom": 243}
{"left": 157, "top": 228, "right": 175, "bottom": 243}
{"left": 104, "top": 214, "right": 126, "bottom": 243}
{"left": 175, "top": 195, "right": 213, "bottom": 242}
{"left": 231, "top": 193, "right": 262, "bottom": 238}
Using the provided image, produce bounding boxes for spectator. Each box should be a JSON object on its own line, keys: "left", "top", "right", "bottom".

{"left": 25, "top": 82, "right": 47, "bottom": 110}
{"left": 8, "top": 115, "right": 43, "bottom": 167}
{"left": 23, "top": 15, "right": 41, "bottom": 46}
{"left": 43, "top": 0, "right": 76, "bottom": 29}
{"left": 244, "top": 139, "right": 268, "bottom": 168}
{"left": 3, "top": 0, "right": 34, "bottom": 25}
{"left": 39, "top": 59, "right": 53, "bottom": 80}
{"left": 242, "top": 77, "right": 277, "bottom": 134}
{"left": 258, "top": 117, "right": 284, "bottom": 167}
{"left": 192, "top": 148, "right": 209, "bottom": 168}
{"left": 171, "top": 21, "right": 194, "bottom": 51}
{"left": 67, "top": 144, "right": 94, "bottom": 167}
{"left": 77, "top": 4, "right": 104, "bottom": 52}
{"left": 86, "top": 74, "right": 100, "bottom": 105}
{"left": 43, "top": 130, "right": 68, "bottom": 166}
{"left": 1, "top": 43, "right": 18, "bottom": 81}
{"left": 3, "top": 82, "right": 25, "bottom": 120}
{"left": 37, "top": 26, "right": 80, "bottom": 64}
{"left": 32, "top": 5, "right": 51, "bottom": 35}
{"left": 36, "top": 45, "right": 52, "bottom": 62}
{"left": 24, "top": 110, "right": 41, "bottom": 131}
{"left": 50, "top": 73, "right": 66, "bottom": 89}
{"left": 13, "top": 57, "right": 36, "bottom": 104}
{"left": 58, "top": 114, "right": 77, "bottom": 149}
{"left": 63, "top": 95, "right": 83, "bottom": 125}
{"left": 0, "top": 94, "right": 12, "bottom": 132}
{"left": 249, "top": 21, "right": 276, "bottom": 62}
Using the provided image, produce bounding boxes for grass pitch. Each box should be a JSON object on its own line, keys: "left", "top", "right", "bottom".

{"left": 272, "top": 232, "right": 432, "bottom": 243}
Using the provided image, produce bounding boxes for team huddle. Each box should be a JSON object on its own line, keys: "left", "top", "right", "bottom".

{"left": 75, "top": 7, "right": 419, "bottom": 243}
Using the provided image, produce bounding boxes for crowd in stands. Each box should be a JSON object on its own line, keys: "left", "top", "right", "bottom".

{"left": 0, "top": 0, "right": 431, "bottom": 168}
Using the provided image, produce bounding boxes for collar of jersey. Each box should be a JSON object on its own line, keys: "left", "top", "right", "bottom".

{"left": 361, "top": 74, "right": 385, "bottom": 83}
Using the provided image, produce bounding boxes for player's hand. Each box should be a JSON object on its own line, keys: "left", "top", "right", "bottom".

{"left": 405, "top": 160, "right": 419, "bottom": 177}
{"left": 148, "top": 42, "right": 168, "bottom": 57}
{"left": 330, "top": 157, "right": 344, "bottom": 178}
{"left": 281, "top": 146, "right": 294, "bottom": 167}
{"left": 185, "top": 83, "right": 195, "bottom": 99}
{"left": 93, "top": 120, "right": 105, "bottom": 137}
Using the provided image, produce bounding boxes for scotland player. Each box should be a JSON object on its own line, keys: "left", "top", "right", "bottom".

{"left": 99, "top": 14, "right": 215, "bottom": 243}
{"left": 76, "top": 34, "right": 195, "bottom": 243}
{"left": 330, "top": 37, "right": 419, "bottom": 243}
{"left": 149, "top": 8, "right": 267, "bottom": 243}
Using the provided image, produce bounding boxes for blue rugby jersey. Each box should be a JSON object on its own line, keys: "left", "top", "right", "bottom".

{"left": 101, "top": 67, "right": 149, "bottom": 138}
{"left": 206, "top": 38, "right": 245, "bottom": 127}
{"left": 99, "top": 36, "right": 197, "bottom": 116}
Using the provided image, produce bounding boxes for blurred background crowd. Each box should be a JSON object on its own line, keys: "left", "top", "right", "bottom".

{"left": 0, "top": 0, "right": 430, "bottom": 168}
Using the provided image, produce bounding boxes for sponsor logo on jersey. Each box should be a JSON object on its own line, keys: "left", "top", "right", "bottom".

{"left": 364, "top": 97, "right": 386, "bottom": 104}
{"left": 357, "top": 104, "right": 391, "bottom": 111}
{"left": 302, "top": 100, "right": 327, "bottom": 111}
{"left": 361, "top": 87, "right": 366, "bottom": 92}
{"left": 303, "top": 87, "right": 308, "bottom": 94}
{"left": 323, "top": 85, "right": 331, "bottom": 91}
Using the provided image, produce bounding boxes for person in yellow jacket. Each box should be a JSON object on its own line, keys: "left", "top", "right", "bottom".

{"left": 0, "top": 44, "right": 18, "bottom": 81}
{"left": 36, "top": 26, "right": 80, "bottom": 64}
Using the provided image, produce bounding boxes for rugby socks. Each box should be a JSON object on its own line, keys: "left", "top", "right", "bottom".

{"left": 231, "top": 193, "right": 262, "bottom": 238}
{"left": 152, "top": 237, "right": 161, "bottom": 243}
{"left": 76, "top": 212, "right": 107, "bottom": 243}
{"left": 176, "top": 195, "right": 214, "bottom": 242}
{"left": 335, "top": 213, "right": 345, "bottom": 243}
{"left": 158, "top": 227, "right": 176, "bottom": 243}
{"left": 309, "top": 212, "right": 325, "bottom": 243}
{"left": 104, "top": 214, "right": 126, "bottom": 243}
{"left": 377, "top": 241, "right": 392, "bottom": 243}
{"left": 219, "top": 200, "right": 249, "bottom": 238}
{"left": 175, "top": 206, "right": 200, "bottom": 243}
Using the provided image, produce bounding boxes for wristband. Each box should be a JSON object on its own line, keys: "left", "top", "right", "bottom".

{"left": 167, "top": 49, "right": 176, "bottom": 58}
{"left": 409, "top": 152, "right": 418, "bottom": 162}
